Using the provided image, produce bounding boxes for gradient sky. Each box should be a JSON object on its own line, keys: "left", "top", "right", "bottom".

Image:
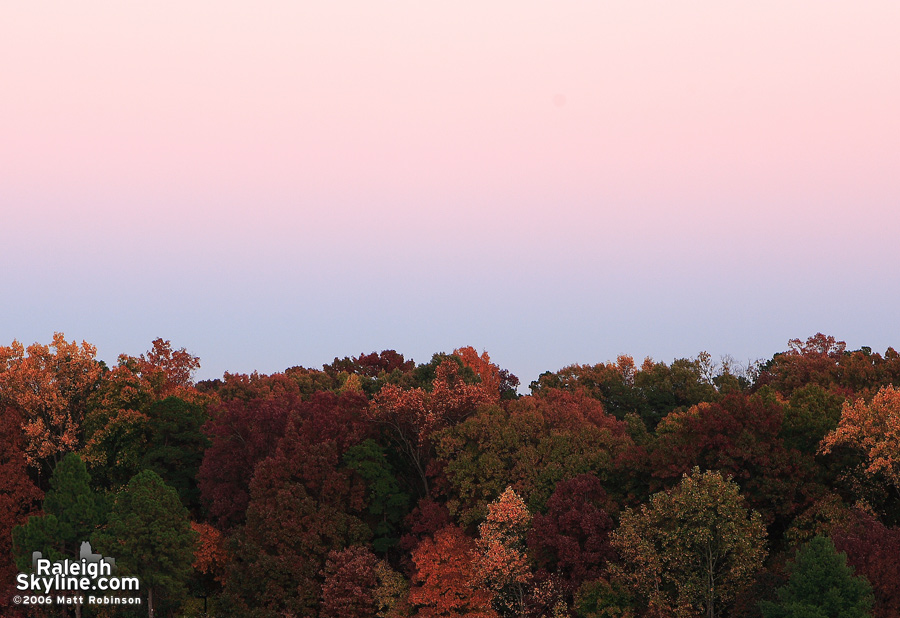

{"left": 2, "top": 2, "right": 899, "bottom": 386}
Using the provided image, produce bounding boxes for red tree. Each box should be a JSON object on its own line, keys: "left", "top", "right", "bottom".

{"left": 649, "top": 393, "right": 809, "bottom": 525}
{"left": 198, "top": 393, "right": 296, "bottom": 529}
{"left": 0, "top": 403, "right": 42, "bottom": 612}
{"left": 529, "top": 474, "right": 616, "bottom": 594}
{"left": 222, "top": 393, "right": 372, "bottom": 616}
{"left": 321, "top": 546, "right": 380, "bottom": 618}
{"left": 833, "top": 511, "right": 900, "bottom": 618}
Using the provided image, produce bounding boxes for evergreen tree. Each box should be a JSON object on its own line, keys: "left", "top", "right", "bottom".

{"left": 142, "top": 396, "right": 209, "bottom": 513}
{"left": 13, "top": 452, "right": 106, "bottom": 567}
{"left": 94, "top": 469, "right": 197, "bottom": 618}
{"left": 760, "top": 535, "right": 874, "bottom": 618}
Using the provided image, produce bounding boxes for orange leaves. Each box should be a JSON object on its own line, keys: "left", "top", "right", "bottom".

{"left": 369, "top": 358, "right": 496, "bottom": 446}
{"left": 0, "top": 335, "right": 201, "bottom": 474}
{"left": 821, "top": 385, "right": 900, "bottom": 488}
{"left": 409, "top": 526, "right": 498, "bottom": 618}
{"left": 136, "top": 338, "right": 201, "bottom": 398}
{"left": 478, "top": 487, "right": 532, "bottom": 549}
{"left": 0, "top": 333, "right": 101, "bottom": 469}
{"left": 191, "top": 522, "right": 230, "bottom": 584}
{"left": 475, "top": 488, "right": 532, "bottom": 616}
{"left": 370, "top": 360, "right": 495, "bottom": 495}
{"left": 454, "top": 347, "right": 502, "bottom": 401}
{"left": 372, "top": 384, "right": 430, "bottom": 445}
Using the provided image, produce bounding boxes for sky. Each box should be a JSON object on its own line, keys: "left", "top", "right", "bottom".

{"left": 2, "top": 1, "right": 899, "bottom": 387}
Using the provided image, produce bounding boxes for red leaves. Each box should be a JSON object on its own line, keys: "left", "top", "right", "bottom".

{"left": 228, "top": 415, "right": 371, "bottom": 616}
{"left": 199, "top": 394, "right": 295, "bottom": 529}
{"left": 321, "top": 546, "right": 379, "bottom": 618}
{"left": 0, "top": 403, "right": 42, "bottom": 610}
{"left": 529, "top": 474, "right": 615, "bottom": 590}
{"left": 649, "top": 393, "right": 807, "bottom": 523}
{"left": 833, "top": 511, "right": 900, "bottom": 618}
{"left": 199, "top": 389, "right": 370, "bottom": 529}
{"left": 325, "top": 350, "right": 415, "bottom": 379}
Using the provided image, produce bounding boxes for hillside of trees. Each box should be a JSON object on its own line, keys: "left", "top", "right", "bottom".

{"left": 2, "top": 333, "right": 899, "bottom": 617}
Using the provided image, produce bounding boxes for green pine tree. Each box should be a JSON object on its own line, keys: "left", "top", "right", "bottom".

{"left": 141, "top": 396, "right": 209, "bottom": 514}
{"left": 12, "top": 452, "right": 107, "bottom": 568}
{"left": 93, "top": 469, "right": 197, "bottom": 618}
{"left": 760, "top": 535, "right": 874, "bottom": 618}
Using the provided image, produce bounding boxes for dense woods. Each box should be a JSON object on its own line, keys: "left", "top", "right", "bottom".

{"left": 2, "top": 333, "right": 900, "bottom": 617}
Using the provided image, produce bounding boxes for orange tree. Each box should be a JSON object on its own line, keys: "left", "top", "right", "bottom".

{"left": 0, "top": 333, "right": 102, "bottom": 475}
{"left": 821, "top": 385, "right": 900, "bottom": 498}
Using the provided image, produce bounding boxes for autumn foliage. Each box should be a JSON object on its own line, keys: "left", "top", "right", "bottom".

{"left": 2, "top": 333, "right": 900, "bottom": 618}
{"left": 0, "top": 333, "right": 102, "bottom": 472}
{"left": 409, "top": 526, "right": 497, "bottom": 618}
{"left": 822, "top": 384, "right": 900, "bottom": 490}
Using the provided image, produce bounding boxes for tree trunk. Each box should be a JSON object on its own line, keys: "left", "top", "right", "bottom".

{"left": 706, "top": 543, "right": 716, "bottom": 618}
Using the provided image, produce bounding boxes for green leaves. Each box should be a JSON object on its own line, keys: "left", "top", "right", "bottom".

{"left": 13, "top": 453, "right": 106, "bottom": 568}
{"left": 344, "top": 439, "right": 411, "bottom": 554}
{"left": 760, "top": 536, "right": 874, "bottom": 618}
{"left": 93, "top": 469, "right": 197, "bottom": 615}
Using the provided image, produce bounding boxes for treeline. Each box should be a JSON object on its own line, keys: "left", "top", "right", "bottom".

{"left": 1, "top": 333, "right": 899, "bottom": 617}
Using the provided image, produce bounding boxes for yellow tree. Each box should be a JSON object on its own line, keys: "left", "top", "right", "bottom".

{"left": 611, "top": 468, "right": 766, "bottom": 618}
{"left": 0, "top": 333, "right": 102, "bottom": 473}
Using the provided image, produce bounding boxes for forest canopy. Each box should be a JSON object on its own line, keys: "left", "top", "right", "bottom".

{"left": 2, "top": 334, "right": 899, "bottom": 618}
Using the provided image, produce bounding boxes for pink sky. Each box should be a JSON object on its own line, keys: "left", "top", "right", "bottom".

{"left": 2, "top": 2, "right": 899, "bottom": 381}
